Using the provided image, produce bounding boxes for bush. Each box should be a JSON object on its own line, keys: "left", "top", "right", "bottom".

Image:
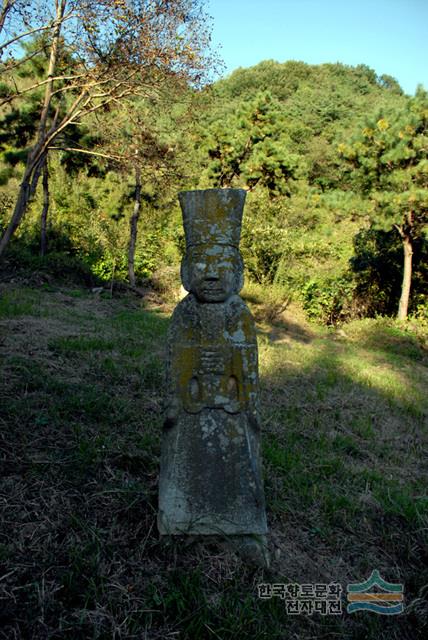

{"left": 350, "top": 227, "right": 428, "bottom": 318}
{"left": 301, "top": 274, "right": 355, "bottom": 324}
{"left": 240, "top": 189, "right": 287, "bottom": 284}
{"left": 150, "top": 265, "right": 182, "bottom": 300}
{"left": 1, "top": 242, "right": 95, "bottom": 285}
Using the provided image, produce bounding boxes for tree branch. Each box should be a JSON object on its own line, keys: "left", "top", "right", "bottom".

{"left": 48, "top": 145, "right": 122, "bottom": 161}
{"left": 1, "top": 21, "right": 54, "bottom": 55}
{"left": 0, "top": 72, "right": 88, "bottom": 107}
{"left": 1, "top": 45, "right": 46, "bottom": 72}
{"left": 0, "top": 6, "right": 73, "bottom": 52}
{"left": 393, "top": 223, "right": 405, "bottom": 239}
{"left": 0, "top": 0, "right": 15, "bottom": 37}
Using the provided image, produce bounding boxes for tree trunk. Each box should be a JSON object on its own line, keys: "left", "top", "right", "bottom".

{"left": 0, "top": 0, "right": 65, "bottom": 259}
{"left": 0, "top": 0, "right": 14, "bottom": 35}
{"left": 128, "top": 165, "right": 142, "bottom": 289}
{"left": 40, "top": 160, "right": 49, "bottom": 256}
{"left": 0, "top": 149, "right": 45, "bottom": 257}
{"left": 110, "top": 258, "right": 116, "bottom": 298}
{"left": 0, "top": 159, "right": 33, "bottom": 256}
{"left": 397, "top": 233, "right": 413, "bottom": 321}
{"left": 37, "top": 1, "right": 66, "bottom": 139}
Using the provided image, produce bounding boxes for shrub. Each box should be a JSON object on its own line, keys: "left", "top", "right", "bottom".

{"left": 1, "top": 242, "right": 95, "bottom": 285}
{"left": 301, "top": 274, "right": 355, "bottom": 324}
{"left": 350, "top": 227, "right": 428, "bottom": 318}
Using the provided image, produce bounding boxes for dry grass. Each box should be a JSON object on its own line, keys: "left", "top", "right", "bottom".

{"left": 0, "top": 281, "right": 427, "bottom": 639}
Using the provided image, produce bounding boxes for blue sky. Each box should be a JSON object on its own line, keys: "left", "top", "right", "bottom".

{"left": 207, "top": 0, "right": 427, "bottom": 95}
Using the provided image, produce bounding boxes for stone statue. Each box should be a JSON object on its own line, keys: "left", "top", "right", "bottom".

{"left": 158, "top": 189, "right": 268, "bottom": 561}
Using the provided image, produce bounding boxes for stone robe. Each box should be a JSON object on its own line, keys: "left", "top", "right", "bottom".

{"left": 158, "top": 293, "right": 267, "bottom": 535}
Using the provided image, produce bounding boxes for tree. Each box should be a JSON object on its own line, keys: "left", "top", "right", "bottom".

{"left": 0, "top": 0, "right": 216, "bottom": 258}
{"left": 204, "top": 91, "right": 303, "bottom": 196}
{"left": 0, "top": 1, "right": 15, "bottom": 36}
{"left": 119, "top": 120, "right": 176, "bottom": 289}
{"left": 0, "top": 36, "right": 66, "bottom": 254}
{"left": 339, "top": 89, "right": 428, "bottom": 320}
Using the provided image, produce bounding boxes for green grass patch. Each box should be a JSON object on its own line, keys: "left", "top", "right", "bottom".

{"left": 0, "top": 288, "right": 42, "bottom": 318}
{"left": 373, "top": 483, "right": 428, "bottom": 524}
{"left": 111, "top": 308, "right": 169, "bottom": 338}
{"left": 48, "top": 335, "right": 115, "bottom": 354}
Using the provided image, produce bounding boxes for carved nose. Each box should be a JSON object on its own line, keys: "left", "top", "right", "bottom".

{"left": 205, "top": 271, "right": 219, "bottom": 280}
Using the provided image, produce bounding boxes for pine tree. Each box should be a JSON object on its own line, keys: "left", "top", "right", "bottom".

{"left": 205, "top": 91, "right": 303, "bottom": 196}
{"left": 339, "top": 88, "right": 428, "bottom": 320}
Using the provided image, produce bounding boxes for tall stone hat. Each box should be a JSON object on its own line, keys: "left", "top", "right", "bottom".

{"left": 178, "top": 188, "right": 246, "bottom": 249}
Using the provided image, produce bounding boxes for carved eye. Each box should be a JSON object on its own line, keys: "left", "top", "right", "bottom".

{"left": 227, "top": 375, "right": 239, "bottom": 400}
{"left": 189, "top": 376, "right": 200, "bottom": 400}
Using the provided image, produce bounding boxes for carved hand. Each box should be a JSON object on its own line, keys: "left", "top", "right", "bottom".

{"left": 199, "top": 348, "right": 225, "bottom": 374}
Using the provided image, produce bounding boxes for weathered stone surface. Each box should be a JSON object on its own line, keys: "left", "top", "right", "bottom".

{"left": 158, "top": 189, "right": 267, "bottom": 538}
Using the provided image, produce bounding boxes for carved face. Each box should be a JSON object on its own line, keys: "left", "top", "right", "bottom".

{"left": 182, "top": 244, "right": 243, "bottom": 302}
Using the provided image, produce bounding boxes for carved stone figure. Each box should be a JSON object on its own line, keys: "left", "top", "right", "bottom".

{"left": 158, "top": 189, "right": 267, "bottom": 549}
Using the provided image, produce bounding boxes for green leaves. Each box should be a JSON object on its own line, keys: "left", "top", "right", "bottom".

{"left": 338, "top": 91, "right": 428, "bottom": 318}
{"left": 339, "top": 91, "right": 428, "bottom": 226}
{"left": 204, "top": 90, "right": 303, "bottom": 195}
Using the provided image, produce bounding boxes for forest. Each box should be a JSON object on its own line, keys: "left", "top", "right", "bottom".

{"left": 0, "top": 1, "right": 426, "bottom": 324}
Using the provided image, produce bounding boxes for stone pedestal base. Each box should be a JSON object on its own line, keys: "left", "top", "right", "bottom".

{"left": 159, "top": 533, "right": 270, "bottom": 569}
{"left": 227, "top": 534, "right": 270, "bottom": 568}
{"left": 158, "top": 410, "right": 267, "bottom": 537}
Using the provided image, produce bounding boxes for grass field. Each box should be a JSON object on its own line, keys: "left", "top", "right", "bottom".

{"left": 0, "top": 280, "right": 427, "bottom": 639}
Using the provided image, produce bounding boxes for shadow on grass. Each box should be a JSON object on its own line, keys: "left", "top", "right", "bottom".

{"left": 344, "top": 321, "right": 427, "bottom": 362}
{"left": 260, "top": 331, "right": 427, "bottom": 638}
{"left": 257, "top": 315, "right": 315, "bottom": 344}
